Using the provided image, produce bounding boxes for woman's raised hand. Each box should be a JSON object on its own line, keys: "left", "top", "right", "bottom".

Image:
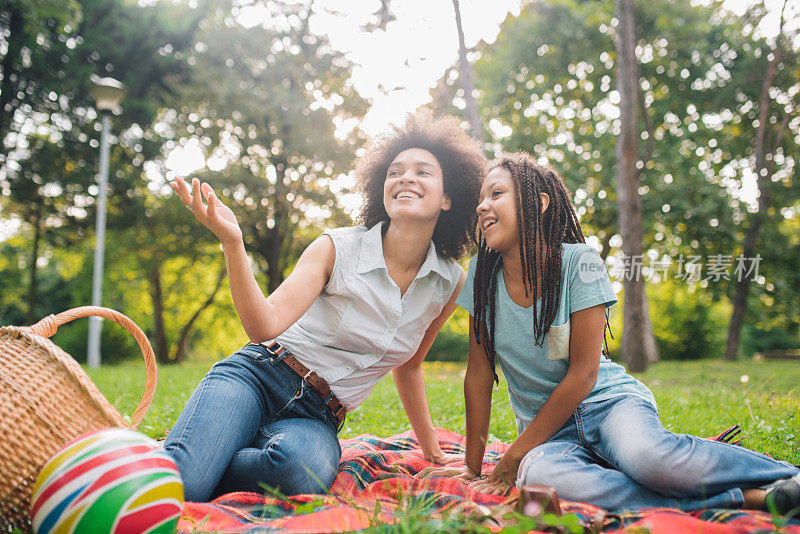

{"left": 170, "top": 177, "right": 243, "bottom": 246}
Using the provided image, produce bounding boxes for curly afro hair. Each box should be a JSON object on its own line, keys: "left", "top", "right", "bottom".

{"left": 354, "top": 110, "right": 487, "bottom": 261}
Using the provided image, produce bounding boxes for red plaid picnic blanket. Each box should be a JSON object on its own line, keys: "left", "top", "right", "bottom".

{"left": 177, "top": 428, "right": 800, "bottom": 533}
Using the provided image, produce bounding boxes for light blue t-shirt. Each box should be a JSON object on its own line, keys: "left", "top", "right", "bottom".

{"left": 456, "top": 243, "right": 656, "bottom": 435}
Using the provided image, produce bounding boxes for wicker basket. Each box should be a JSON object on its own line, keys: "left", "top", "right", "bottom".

{"left": 0, "top": 306, "right": 157, "bottom": 529}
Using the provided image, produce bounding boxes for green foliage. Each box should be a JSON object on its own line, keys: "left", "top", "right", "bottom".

{"left": 163, "top": 0, "right": 369, "bottom": 291}
{"left": 647, "top": 280, "right": 730, "bottom": 360}
{"left": 427, "top": 307, "right": 469, "bottom": 362}
{"left": 52, "top": 314, "right": 141, "bottom": 365}
{"left": 1, "top": 0, "right": 208, "bottom": 353}
{"left": 433, "top": 0, "right": 800, "bottom": 361}
{"left": 0, "top": 0, "right": 81, "bottom": 145}
{"left": 739, "top": 216, "right": 800, "bottom": 355}
{"left": 0, "top": 239, "right": 28, "bottom": 325}
{"left": 463, "top": 0, "right": 748, "bottom": 257}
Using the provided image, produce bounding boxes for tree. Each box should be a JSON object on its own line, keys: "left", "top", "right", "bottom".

{"left": 0, "top": 0, "right": 81, "bottom": 162}
{"left": 167, "top": 1, "right": 368, "bottom": 293}
{"left": 108, "top": 189, "right": 228, "bottom": 364}
{"left": 1, "top": 0, "right": 205, "bottom": 325}
{"left": 614, "top": 0, "right": 658, "bottom": 371}
{"left": 722, "top": 0, "right": 799, "bottom": 359}
{"left": 361, "top": 0, "right": 396, "bottom": 32}
{"left": 436, "top": 0, "right": 799, "bottom": 361}
{"left": 451, "top": 0, "right": 484, "bottom": 143}
{"left": 739, "top": 214, "right": 800, "bottom": 355}
{"left": 1, "top": 134, "right": 95, "bottom": 322}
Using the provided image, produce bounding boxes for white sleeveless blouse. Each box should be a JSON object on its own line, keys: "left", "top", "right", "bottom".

{"left": 275, "top": 222, "right": 463, "bottom": 411}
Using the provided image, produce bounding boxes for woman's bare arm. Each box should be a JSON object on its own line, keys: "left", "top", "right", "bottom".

{"left": 393, "top": 270, "right": 465, "bottom": 463}
{"left": 171, "top": 177, "right": 334, "bottom": 342}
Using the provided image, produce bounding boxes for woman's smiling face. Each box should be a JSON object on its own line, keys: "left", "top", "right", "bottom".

{"left": 383, "top": 148, "right": 451, "bottom": 224}
{"left": 476, "top": 167, "right": 518, "bottom": 253}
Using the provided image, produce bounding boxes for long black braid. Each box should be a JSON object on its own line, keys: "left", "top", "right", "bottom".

{"left": 473, "top": 152, "right": 606, "bottom": 383}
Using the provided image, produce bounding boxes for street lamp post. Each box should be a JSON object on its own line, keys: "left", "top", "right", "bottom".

{"left": 87, "top": 76, "right": 126, "bottom": 368}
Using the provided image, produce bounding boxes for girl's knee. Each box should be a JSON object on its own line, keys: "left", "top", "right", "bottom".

{"left": 615, "top": 439, "right": 698, "bottom": 494}
{"left": 517, "top": 443, "right": 577, "bottom": 487}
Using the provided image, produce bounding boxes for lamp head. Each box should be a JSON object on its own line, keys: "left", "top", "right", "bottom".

{"left": 89, "top": 75, "right": 126, "bottom": 113}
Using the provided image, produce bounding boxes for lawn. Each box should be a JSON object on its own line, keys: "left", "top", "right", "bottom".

{"left": 87, "top": 357, "right": 800, "bottom": 464}
{"left": 76, "top": 357, "right": 800, "bottom": 532}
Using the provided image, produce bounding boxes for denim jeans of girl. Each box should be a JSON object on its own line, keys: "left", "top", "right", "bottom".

{"left": 163, "top": 344, "right": 342, "bottom": 502}
{"left": 517, "top": 394, "right": 799, "bottom": 511}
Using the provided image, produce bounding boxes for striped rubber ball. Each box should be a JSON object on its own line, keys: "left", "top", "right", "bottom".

{"left": 30, "top": 428, "right": 184, "bottom": 534}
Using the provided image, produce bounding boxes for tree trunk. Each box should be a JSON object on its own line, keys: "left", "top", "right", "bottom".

{"left": 262, "top": 182, "right": 291, "bottom": 293}
{"left": 724, "top": 216, "right": 762, "bottom": 360}
{"left": 451, "top": 0, "right": 484, "bottom": 143}
{"left": 723, "top": 8, "right": 786, "bottom": 360}
{"left": 26, "top": 206, "right": 42, "bottom": 324}
{"left": 147, "top": 264, "right": 170, "bottom": 364}
{"left": 173, "top": 265, "right": 226, "bottom": 362}
{"left": 614, "top": 0, "right": 658, "bottom": 372}
{"left": 374, "top": 0, "right": 394, "bottom": 30}
{"left": 599, "top": 233, "right": 612, "bottom": 262}
{"left": 0, "top": 6, "right": 24, "bottom": 159}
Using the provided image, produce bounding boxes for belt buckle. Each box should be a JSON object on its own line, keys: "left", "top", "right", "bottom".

{"left": 259, "top": 340, "right": 282, "bottom": 357}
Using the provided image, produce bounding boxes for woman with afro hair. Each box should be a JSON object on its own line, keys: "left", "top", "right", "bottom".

{"left": 165, "top": 111, "right": 486, "bottom": 502}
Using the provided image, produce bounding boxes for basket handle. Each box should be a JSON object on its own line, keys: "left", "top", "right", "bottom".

{"left": 27, "top": 306, "right": 157, "bottom": 429}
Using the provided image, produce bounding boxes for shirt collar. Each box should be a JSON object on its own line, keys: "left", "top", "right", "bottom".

{"left": 356, "top": 222, "right": 387, "bottom": 274}
{"left": 356, "top": 221, "right": 451, "bottom": 280}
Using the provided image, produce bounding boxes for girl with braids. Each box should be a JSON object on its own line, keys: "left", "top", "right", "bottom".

{"left": 165, "top": 111, "right": 486, "bottom": 502}
{"left": 421, "top": 152, "right": 800, "bottom": 515}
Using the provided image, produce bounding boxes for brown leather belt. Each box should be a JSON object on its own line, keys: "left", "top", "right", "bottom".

{"left": 257, "top": 340, "right": 346, "bottom": 428}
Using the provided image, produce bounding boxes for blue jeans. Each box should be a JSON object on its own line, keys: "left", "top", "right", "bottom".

{"left": 517, "top": 395, "right": 799, "bottom": 511}
{"left": 163, "top": 344, "right": 343, "bottom": 502}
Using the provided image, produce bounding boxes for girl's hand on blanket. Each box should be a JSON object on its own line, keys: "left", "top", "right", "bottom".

{"left": 415, "top": 464, "right": 478, "bottom": 481}
{"left": 468, "top": 454, "right": 517, "bottom": 495}
{"left": 468, "top": 466, "right": 513, "bottom": 496}
{"left": 171, "top": 177, "right": 243, "bottom": 246}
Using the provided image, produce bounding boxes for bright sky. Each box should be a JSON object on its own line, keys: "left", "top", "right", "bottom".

{"left": 306, "top": 0, "right": 523, "bottom": 135}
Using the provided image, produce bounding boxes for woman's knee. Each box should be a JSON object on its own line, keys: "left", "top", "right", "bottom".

{"left": 237, "top": 418, "right": 341, "bottom": 495}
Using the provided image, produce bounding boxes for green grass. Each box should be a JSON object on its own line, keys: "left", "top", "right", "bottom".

{"left": 87, "top": 357, "right": 800, "bottom": 463}
{"left": 82, "top": 357, "right": 799, "bottom": 532}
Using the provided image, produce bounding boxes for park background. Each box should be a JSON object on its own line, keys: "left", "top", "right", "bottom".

{"left": 1, "top": 0, "right": 798, "bottom": 462}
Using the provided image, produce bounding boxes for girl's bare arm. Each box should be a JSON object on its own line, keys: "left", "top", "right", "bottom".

{"left": 482, "top": 303, "right": 606, "bottom": 487}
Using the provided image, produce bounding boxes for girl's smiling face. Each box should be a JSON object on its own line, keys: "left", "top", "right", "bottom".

{"left": 383, "top": 148, "right": 451, "bottom": 223}
{"left": 477, "top": 167, "right": 518, "bottom": 253}
{"left": 477, "top": 166, "right": 550, "bottom": 254}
